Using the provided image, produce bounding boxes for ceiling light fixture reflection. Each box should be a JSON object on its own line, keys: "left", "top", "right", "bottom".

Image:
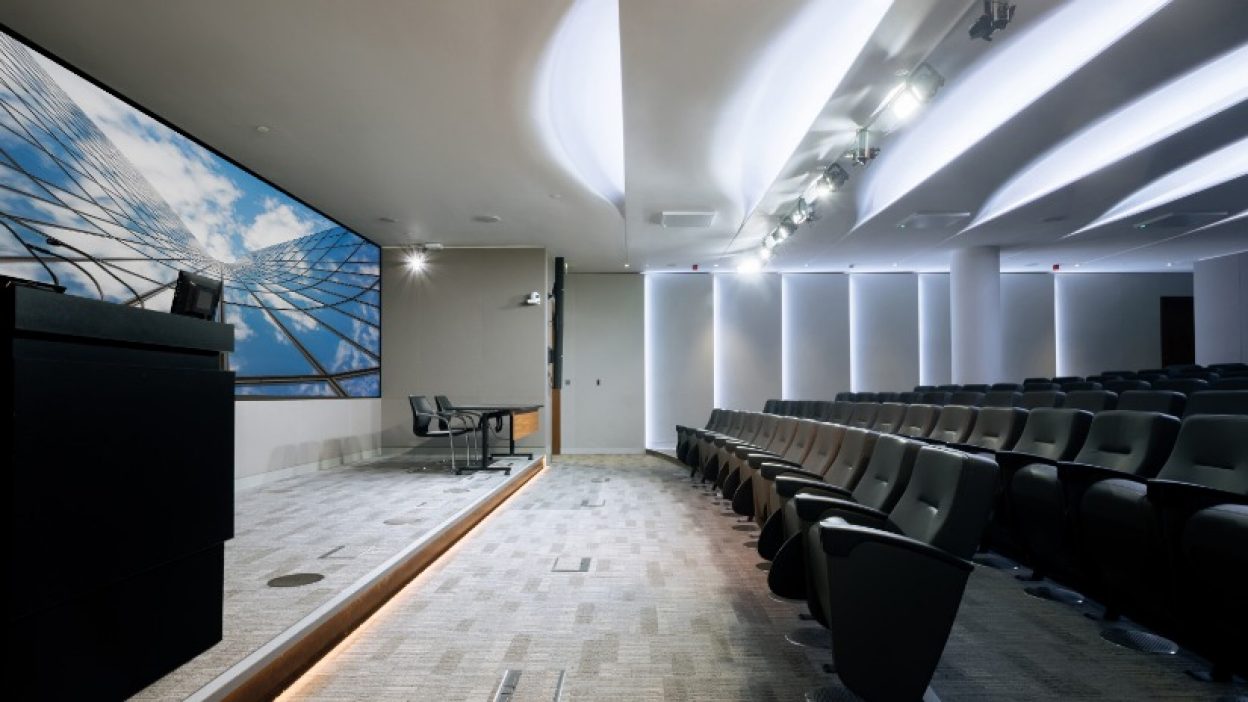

{"left": 972, "top": 43, "right": 1248, "bottom": 230}
{"left": 1069, "top": 132, "right": 1248, "bottom": 237}
{"left": 533, "top": 0, "right": 625, "bottom": 212}
{"left": 856, "top": 0, "right": 1169, "bottom": 227}
{"left": 738, "top": 257, "right": 763, "bottom": 274}
{"left": 712, "top": 0, "right": 892, "bottom": 220}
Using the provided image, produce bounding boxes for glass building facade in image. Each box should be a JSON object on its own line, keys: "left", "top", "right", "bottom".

{"left": 0, "top": 31, "right": 380, "bottom": 397}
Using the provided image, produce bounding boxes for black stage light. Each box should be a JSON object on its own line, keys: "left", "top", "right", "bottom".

{"left": 970, "top": 0, "right": 1016, "bottom": 41}
{"left": 171, "top": 270, "right": 223, "bottom": 320}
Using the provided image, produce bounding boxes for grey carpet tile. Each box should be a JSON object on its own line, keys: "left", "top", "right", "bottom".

{"left": 279, "top": 454, "right": 1241, "bottom": 702}
{"left": 131, "top": 452, "right": 528, "bottom": 701}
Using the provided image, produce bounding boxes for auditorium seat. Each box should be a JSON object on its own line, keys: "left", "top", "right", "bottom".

{"left": 846, "top": 402, "right": 880, "bottom": 428}
{"left": 753, "top": 423, "right": 850, "bottom": 529}
{"left": 1064, "top": 390, "right": 1118, "bottom": 412}
{"left": 898, "top": 404, "right": 940, "bottom": 438}
{"left": 856, "top": 392, "right": 879, "bottom": 403}
{"left": 947, "top": 406, "right": 1027, "bottom": 454}
{"left": 1184, "top": 390, "right": 1248, "bottom": 417}
{"left": 1212, "top": 377, "right": 1248, "bottom": 390}
{"left": 1172, "top": 370, "right": 1220, "bottom": 383}
{"left": 761, "top": 428, "right": 880, "bottom": 534}
{"left": 961, "top": 384, "right": 991, "bottom": 393}
{"left": 920, "top": 391, "right": 952, "bottom": 406}
{"left": 698, "top": 412, "right": 767, "bottom": 483}
{"left": 1136, "top": 369, "right": 1169, "bottom": 382}
{"left": 1023, "top": 376, "right": 1051, "bottom": 386}
{"left": 991, "top": 382, "right": 1022, "bottom": 391}
{"left": 829, "top": 401, "right": 854, "bottom": 424}
{"left": 949, "top": 390, "right": 985, "bottom": 406}
{"left": 762, "top": 399, "right": 781, "bottom": 414}
{"left": 725, "top": 418, "right": 817, "bottom": 513}
{"left": 1023, "top": 382, "right": 1061, "bottom": 391}
{"left": 834, "top": 391, "right": 855, "bottom": 402}
{"left": 681, "top": 409, "right": 741, "bottom": 472}
{"left": 1062, "top": 381, "right": 1102, "bottom": 391}
{"left": 875, "top": 392, "right": 900, "bottom": 403}
{"left": 1118, "top": 389, "right": 1186, "bottom": 415}
{"left": 1079, "top": 416, "right": 1248, "bottom": 649}
{"left": 913, "top": 385, "right": 936, "bottom": 393}
{"left": 983, "top": 390, "right": 1024, "bottom": 408}
{"left": 1101, "top": 370, "right": 1137, "bottom": 379}
{"left": 676, "top": 408, "right": 727, "bottom": 466}
{"left": 1105, "top": 378, "right": 1151, "bottom": 394}
{"left": 1010, "top": 411, "right": 1179, "bottom": 592}
{"left": 798, "top": 447, "right": 998, "bottom": 701}
{"left": 897, "top": 391, "right": 923, "bottom": 404}
{"left": 869, "top": 402, "right": 907, "bottom": 433}
{"left": 811, "top": 400, "right": 834, "bottom": 420}
{"left": 1208, "top": 362, "right": 1248, "bottom": 373}
{"left": 1052, "top": 376, "right": 1083, "bottom": 385}
{"left": 1179, "top": 503, "right": 1248, "bottom": 680}
{"left": 937, "top": 384, "right": 961, "bottom": 393}
{"left": 1020, "top": 390, "right": 1065, "bottom": 409}
{"left": 717, "top": 415, "right": 794, "bottom": 495}
{"left": 924, "top": 404, "right": 978, "bottom": 445}
{"left": 760, "top": 433, "right": 921, "bottom": 566}
{"left": 1152, "top": 377, "right": 1211, "bottom": 395}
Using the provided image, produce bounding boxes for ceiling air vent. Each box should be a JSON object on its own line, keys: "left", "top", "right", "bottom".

{"left": 896, "top": 211, "right": 971, "bottom": 230}
{"left": 1133, "top": 211, "right": 1229, "bottom": 229}
{"left": 660, "top": 211, "right": 717, "bottom": 228}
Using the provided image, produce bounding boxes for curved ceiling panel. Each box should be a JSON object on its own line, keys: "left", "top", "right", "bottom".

{"left": 711, "top": 0, "right": 892, "bottom": 223}
{"left": 533, "top": 0, "right": 625, "bottom": 212}
{"left": 855, "top": 0, "right": 1169, "bottom": 227}
{"left": 1069, "top": 133, "right": 1248, "bottom": 236}
{"left": 971, "top": 42, "right": 1248, "bottom": 230}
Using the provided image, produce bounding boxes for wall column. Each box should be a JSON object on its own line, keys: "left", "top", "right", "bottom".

{"left": 950, "top": 246, "right": 1002, "bottom": 384}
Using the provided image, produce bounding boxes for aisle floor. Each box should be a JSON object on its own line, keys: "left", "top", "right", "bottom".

{"left": 279, "top": 455, "right": 1235, "bottom": 701}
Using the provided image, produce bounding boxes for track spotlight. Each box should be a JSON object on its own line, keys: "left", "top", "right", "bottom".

{"left": 848, "top": 129, "right": 880, "bottom": 166}
{"left": 814, "top": 163, "right": 850, "bottom": 197}
{"left": 789, "top": 198, "right": 813, "bottom": 225}
{"left": 405, "top": 249, "right": 428, "bottom": 272}
{"left": 891, "top": 62, "right": 945, "bottom": 121}
{"left": 777, "top": 219, "right": 797, "bottom": 239}
{"left": 969, "top": 0, "right": 1016, "bottom": 41}
{"left": 758, "top": 246, "right": 774, "bottom": 261}
{"left": 763, "top": 233, "right": 778, "bottom": 250}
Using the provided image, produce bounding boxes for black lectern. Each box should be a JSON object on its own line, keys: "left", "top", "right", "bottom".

{"left": 2, "top": 284, "right": 235, "bottom": 700}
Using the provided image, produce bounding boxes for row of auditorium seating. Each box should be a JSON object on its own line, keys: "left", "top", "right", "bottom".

{"left": 673, "top": 390, "right": 1248, "bottom": 695}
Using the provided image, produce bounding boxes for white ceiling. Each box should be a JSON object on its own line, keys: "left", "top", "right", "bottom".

{"left": 3, "top": 0, "right": 1246, "bottom": 274}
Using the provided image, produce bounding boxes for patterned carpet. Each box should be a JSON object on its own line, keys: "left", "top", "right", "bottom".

{"left": 132, "top": 451, "right": 529, "bottom": 701}
{"left": 277, "top": 455, "right": 1240, "bottom": 701}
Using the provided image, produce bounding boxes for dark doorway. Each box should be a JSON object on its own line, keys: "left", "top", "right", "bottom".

{"left": 1160, "top": 296, "right": 1195, "bottom": 367}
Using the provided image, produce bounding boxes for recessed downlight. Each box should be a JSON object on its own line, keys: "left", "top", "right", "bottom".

{"left": 255, "top": 125, "right": 271, "bottom": 134}
{"left": 472, "top": 214, "right": 502, "bottom": 223}
{"left": 378, "top": 216, "right": 398, "bottom": 224}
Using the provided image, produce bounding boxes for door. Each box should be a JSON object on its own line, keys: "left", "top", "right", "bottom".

{"left": 1159, "top": 296, "right": 1195, "bottom": 367}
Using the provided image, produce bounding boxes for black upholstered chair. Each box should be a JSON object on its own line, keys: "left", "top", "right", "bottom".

{"left": 991, "top": 382, "right": 1022, "bottom": 391}
{"left": 1020, "top": 390, "right": 1064, "bottom": 409}
{"left": 924, "top": 404, "right": 978, "bottom": 445}
{"left": 718, "top": 416, "right": 803, "bottom": 500}
{"left": 913, "top": 385, "right": 937, "bottom": 393}
{"left": 897, "top": 391, "right": 923, "bottom": 404}
{"left": 898, "top": 404, "right": 940, "bottom": 439}
{"left": 408, "top": 395, "right": 477, "bottom": 471}
{"left": 763, "top": 398, "right": 781, "bottom": 414}
{"left": 869, "top": 402, "right": 907, "bottom": 434}
{"left": 1023, "top": 382, "right": 1061, "bottom": 392}
{"left": 676, "top": 408, "right": 726, "bottom": 465}
{"left": 1118, "top": 389, "right": 1186, "bottom": 415}
{"left": 936, "top": 384, "right": 961, "bottom": 393}
{"left": 1062, "top": 381, "right": 1102, "bottom": 391}
{"left": 1152, "top": 377, "right": 1211, "bottom": 395}
{"left": 875, "top": 392, "right": 900, "bottom": 403}
{"left": 1063, "top": 390, "right": 1118, "bottom": 412}
{"left": 1010, "top": 411, "right": 1179, "bottom": 593}
{"left": 1212, "top": 377, "right": 1248, "bottom": 390}
{"left": 983, "top": 390, "right": 1024, "bottom": 408}
{"left": 829, "top": 400, "right": 855, "bottom": 424}
{"left": 856, "top": 392, "right": 879, "bottom": 403}
{"left": 1022, "top": 376, "right": 1051, "bottom": 386}
{"left": 834, "top": 391, "right": 856, "bottom": 402}
{"left": 961, "top": 383, "right": 991, "bottom": 393}
{"left": 1105, "top": 378, "right": 1151, "bottom": 394}
{"left": 811, "top": 400, "right": 834, "bottom": 420}
{"left": 1079, "top": 416, "right": 1248, "bottom": 659}
{"left": 1183, "top": 390, "right": 1248, "bottom": 417}
{"left": 724, "top": 418, "right": 815, "bottom": 513}
{"left": 949, "top": 390, "right": 985, "bottom": 406}
{"left": 799, "top": 447, "right": 999, "bottom": 701}
{"left": 753, "top": 422, "right": 848, "bottom": 526}
{"left": 920, "top": 391, "right": 952, "bottom": 406}
{"left": 947, "top": 406, "right": 1028, "bottom": 454}
{"left": 846, "top": 402, "right": 879, "bottom": 429}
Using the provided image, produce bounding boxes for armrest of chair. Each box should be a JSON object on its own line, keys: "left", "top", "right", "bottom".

{"left": 793, "top": 493, "right": 891, "bottom": 530}
{"left": 737, "top": 448, "right": 779, "bottom": 463}
{"left": 752, "top": 455, "right": 800, "bottom": 470}
{"left": 995, "top": 450, "right": 1055, "bottom": 486}
{"left": 1057, "top": 461, "right": 1145, "bottom": 487}
{"left": 774, "top": 474, "right": 828, "bottom": 497}
{"left": 818, "top": 522, "right": 973, "bottom": 572}
{"left": 1147, "top": 479, "right": 1248, "bottom": 517}
{"left": 762, "top": 463, "right": 819, "bottom": 481}
{"left": 790, "top": 482, "right": 854, "bottom": 500}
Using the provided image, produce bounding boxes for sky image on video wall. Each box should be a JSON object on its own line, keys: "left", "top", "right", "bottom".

{"left": 0, "top": 31, "right": 380, "bottom": 397}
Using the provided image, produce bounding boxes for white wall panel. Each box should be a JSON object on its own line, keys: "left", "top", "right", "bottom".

{"left": 918, "top": 274, "right": 951, "bottom": 386}
{"left": 1001, "top": 274, "right": 1056, "bottom": 381}
{"left": 715, "top": 274, "right": 783, "bottom": 410}
{"left": 782, "top": 274, "right": 850, "bottom": 399}
{"left": 950, "top": 247, "right": 1002, "bottom": 384}
{"left": 645, "top": 274, "right": 714, "bottom": 449}
{"left": 1055, "top": 273, "right": 1193, "bottom": 376}
{"left": 235, "top": 399, "right": 381, "bottom": 490}
{"left": 1194, "top": 251, "right": 1246, "bottom": 364}
{"left": 850, "top": 274, "right": 919, "bottom": 392}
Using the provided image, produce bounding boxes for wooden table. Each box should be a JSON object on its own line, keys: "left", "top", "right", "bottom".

{"left": 452, "top": 404, "right": 542, "bottom": 474}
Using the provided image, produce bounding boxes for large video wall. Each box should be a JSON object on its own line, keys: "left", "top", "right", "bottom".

{"left": 0, "top": 30, "right": 380, "bottom": 397}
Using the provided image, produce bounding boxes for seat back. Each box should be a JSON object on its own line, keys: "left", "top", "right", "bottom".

{"left": 888, "top": 446, "right": 999, "bottom": 559}
{"left": 799, "top": 400, "right": 821, "bottom": 418}
{"left": 1137, "top": 369, "right": 1169, "bottom": 382}
{"left": 850, "top": 435, "right": 922, "bottom": 513}
{"left": 1118, "top": 390, "right": 1186, "bottom": 416}
{"left": 762, "top": 399, "right": 781, "bottom": 414}
{"left": 705, "top": 408, "right": 726, "bottom": 431}
{"left": 898, "top": 404, "right": 939, "bottom": 438}
{"left": 983, "top": 390, "right": 1024, "bottom": 408}
{"left": 834, "top": 391, "right": 856, "bottom": 402}
{"left": 409, "top": 395, "right": 444, "bottom": 436}
{"left": 829, "top": 401, "right": 854, "bottom": 424}
{"left": 991, "top": 382, "right": 1022, "bottom": 391}
{"left": 1153, "top": 415, "right": 1248, "bottom": 493}
{"left": 803, "top": 423, "right": 848, "bottom": 475}
{"left": 1011, "top": 408, "right": 1093, "bottom": 461}
{"left": 811, "top": 400, "right": 834, "bottom": 420}
{"left": 913, "top": 385, "right": 936, "bottom": 393}
{"left": 1061, "top": 381, "right": 1102, "bottom": 391}
{"left": 1152, "top": 378, "right": 1211, "bottom": 395}
{"left": 875, "top": 392, "right": 900, "bottom": 403}
{"left": 723, "top": 410, "right": 748, "bottom": 438}
{"left": 434, "top": 394, "right": 453, "bottom": 412}
{"left": 822, "top": 428, "right": 879, "bottom": 490}
{"left": 936, "top": 384, "right": 961, "bottom": 393}
{"left": 1020, "top": 390, "right": 1065, "bottom": 409}
{"left": 1212, "top": 378, "right": 1248, "bottom": 391}
{"left": 960, "top": 384, "right": 990, "bottom": 393}
{"left": 856, "top": 392, "right": 879, "bottom": 403}
{"left": 949, "top": 391, "right": 985, "bottom": 406}
{"left": 1105, "top": 379, "right": 1151, "bottom": 394}
{"left": 766, "top": 417, "right": 800, "bottom": 455}
{"left": 1023, "top": 382, "right": 1061, "bottom": 392}
{"left": 870, "top": 402, "right": 907, "bottom": 433}
{"left": 736, "top": 412, "right": 764, "bottom": 442}
{"left": 1052, "top": 376, "right": 1083, "bottom": 384}
{"left": 963, "top": 407, "right": 1028, "bottom": 451}
{"left": 776, "top": 400, "right": 797, "bottom": 416}
{"left": 782, "top": 420, "right": 820, "bottom": 463}
{"left": 1101, "top": 370, "right": 1136, "bottom": 379}
{"left": 1173, "top": 370, "right": 1220, "bottom": 382}
{"left": 1071, "top": 410, "right": 1180, "bottom": 477}
{"left": 920, "top": 391, "right": 952, "bottom": 406}
{"left": 1064, "top": 390, "right": 1118, "bottom": 413}
{"left": 847, "top": 402, "right": 879, "bottom": 429}
{"left": 1183, "top": 390, "right": 1248, "bottom": 418}
{"left": 927, "top": 405, "right": 978, "bottom": 444}
{"left": 897, "top": 391, "right": 923, "bottom": 404}
{"left": 1023, "top": 376, "right": 1052, "bottom": 386}
{"left": 1208, "top": 363, "right": 1248, "bottom": 373}
{"left": 751, "top": 414, "right": 780, "bottom": 448}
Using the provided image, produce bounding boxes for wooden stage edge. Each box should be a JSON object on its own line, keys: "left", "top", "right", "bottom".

{"left": 187, "top": 456, "right": 547, "bottom": 702}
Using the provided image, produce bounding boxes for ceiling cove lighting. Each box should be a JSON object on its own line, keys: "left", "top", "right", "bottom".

{"left": 533, "top": 0, "right": 625, "bottom": 212}
{"left": 856, "top": 0, "right": 1170, "bottom": 228}
{"left": 712, "top": 0, "right": 892, "bottom": 219}
{"left": 972, "top": 42, "right": 1248, "bottom": 231}
{"left": 1068, "top": 132, "right": 1248, "bottom": 237}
